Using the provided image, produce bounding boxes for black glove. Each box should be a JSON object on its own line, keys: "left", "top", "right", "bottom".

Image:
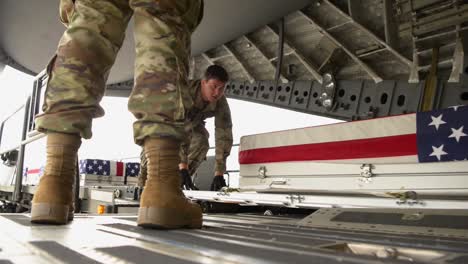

{"left": 180, "top": 169, "right": 198, "bottom": 190}
{"left": 210, "top": 175, "right": 227, "bottom": 191}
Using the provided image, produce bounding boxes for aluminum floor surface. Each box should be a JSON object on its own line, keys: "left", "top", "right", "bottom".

{"left": 0, "top": 213, "right": 467, "bottom": 264}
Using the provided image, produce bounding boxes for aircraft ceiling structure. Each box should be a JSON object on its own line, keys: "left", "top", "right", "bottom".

{"left": 2, "top": 0, "right": 468, "bottom": 121}
{"left": 0, "top": 0, "right": 310, "bottom": 83}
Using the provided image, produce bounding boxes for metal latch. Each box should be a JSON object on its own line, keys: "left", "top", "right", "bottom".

{"left": 286, "top": 194, "right": 305, "bottom": 205}
{"left": 360, "top": 164, "right": 373, "bottom": 178}
{"left": 387, "top": 191, "right": 424, "bottom": 206}
{"left": 217, "top": 187, "right": 240, "bottom": 195}
{"left": 113, "top": 189, "right": 121, "bottom": 199}
{"left": 258, "top": 166, "right": 267, "bottom": 179}
{"left": 269, "top": 179, "right": 287, "bottom": 187}
{"left": 359, "top": 164, "right": 374, "bottom": 183}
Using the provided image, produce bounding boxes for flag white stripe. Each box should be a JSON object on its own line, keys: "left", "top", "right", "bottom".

{"left": 110, "top": 161, "right": 116, "bottom": 176}
{"left": 240, "top": 114, "right": 416, "bottom": 151}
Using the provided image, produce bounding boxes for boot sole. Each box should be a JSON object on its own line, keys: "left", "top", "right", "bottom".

{"left": 31, "top": 203, "right": 69, "bottom": 225}
{"left": 137, "top": 207, "right": 202, "bottom": 229}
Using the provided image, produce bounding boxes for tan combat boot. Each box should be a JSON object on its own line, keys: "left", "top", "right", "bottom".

{"left": 137, "top": 138, "right": 202, "bottom": 229}
{"left": 68, "top": 173, "right": 77, "bottom": 221}
{"left": 31, "top": 132, "right": 81, "bottom": 224}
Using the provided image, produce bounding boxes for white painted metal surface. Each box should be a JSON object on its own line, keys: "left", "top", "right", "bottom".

{"left": 238, "top": 161, "right": 468, "bottom": 196}
{"left": 184, "top": 190, "right": 468, "bottom": 210}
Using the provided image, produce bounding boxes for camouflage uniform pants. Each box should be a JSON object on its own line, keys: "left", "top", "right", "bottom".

{"left": 35, "top": 0, "right": 203, "bottom": 145}
{"left": 138, "top": 124, "right": 209, "bottom": 187}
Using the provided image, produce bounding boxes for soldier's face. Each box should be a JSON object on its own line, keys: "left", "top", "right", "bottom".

{"left": 201, "top": 78, "right": 226, "bottom": 103}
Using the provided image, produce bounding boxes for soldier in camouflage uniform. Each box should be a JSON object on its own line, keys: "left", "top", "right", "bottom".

{"left": 138, "top": 65, "right": 233, "bottom": 191}
{"left": 31, "top": 0, "right": 204, "bottom": 229}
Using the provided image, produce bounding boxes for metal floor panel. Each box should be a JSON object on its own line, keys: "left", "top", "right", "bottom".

{"left": 101, "top": 223, "right": 357, "bottom": 264}
{"left": 1, "top": 213, "right": 468, "bottom": 264}
{"left": 202, "top": 215, "right": 468, "bottom": 253}
{"left": 331, "top": 212, "right": 468, "bottom": 229}
{"left": 95, "top": 246, "right": 197, "bottom": 264}
{"left": 29, "top": 241, "right": 101, "bottom": 264}
{"left": 299, "top": 209, "right": 468, "bottom": 240}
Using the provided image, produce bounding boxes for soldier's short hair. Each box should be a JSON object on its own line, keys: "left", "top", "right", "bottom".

{"left": 204, "top": 65, "right": 229, "bottom": 83}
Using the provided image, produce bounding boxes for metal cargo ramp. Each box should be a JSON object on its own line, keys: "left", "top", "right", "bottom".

{"left": 1, "top": 211, "right": 468, "bottom": 264}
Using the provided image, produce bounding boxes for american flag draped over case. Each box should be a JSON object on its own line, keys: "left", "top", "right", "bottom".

{"left": 239, "top": 105, "right": 468, "bottom": 165}
{"left": 125, "top": 162, "right": 140, "bottom": 177}
{"left": 79, "top": 159, "right": 125, "bottom": 176}
{"left": 23, "top": 166, "right": 44, "bottom": 185}
{"left": 417, "top": 105, "right": 468, "bottom": 162}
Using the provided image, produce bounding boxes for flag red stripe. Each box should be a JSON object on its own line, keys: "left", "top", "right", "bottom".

{"left": 27, "top": 168, "right": 41, "bottom": 174}
{"left": 239, "top": 134, "right": 417, "bottom": 164}
{"left": 116, "top": 162, "right": 124, "bottom": 176}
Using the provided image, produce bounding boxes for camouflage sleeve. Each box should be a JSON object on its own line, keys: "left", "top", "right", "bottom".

{"left": 179, "top": 140, "right": 189, "bottom": 165}
{"left": 183, "top": 0, "right": 204, "bottom": 33}
{"left": 214, "top": 97, "right": 233, "bottom": 172}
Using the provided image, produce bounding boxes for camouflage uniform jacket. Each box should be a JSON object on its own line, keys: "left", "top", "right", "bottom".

{"left": 186, "top": 80, "right": 233, "bottom": 172}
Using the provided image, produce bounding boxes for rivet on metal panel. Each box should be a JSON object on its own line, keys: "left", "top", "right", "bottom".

{"left": 319, "top": 73, "right": 337, "bottom": 111}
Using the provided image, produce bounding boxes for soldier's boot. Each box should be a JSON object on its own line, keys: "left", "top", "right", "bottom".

{"left": 67, "top": 158, "right": 78, "bottom": 222}
{"left": 68, "top": 184, "right": 76, "bottom": 221}
{"left": 68, "top": 202, "right": 75, "bottom": 222}
{"left": 31, "top": 133, "right": 81, "bottom": 224}
{"left": 137, "top": 138, "right": 202, "bottom": 229}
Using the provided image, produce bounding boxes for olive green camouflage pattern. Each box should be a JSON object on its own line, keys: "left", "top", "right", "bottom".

{"left": 182, "top": 80, "right": 233, "bottom": 173}
{"left": 35, "top": 0, "right": 204, "bottom": 145}
{"left": 180, "top": 124, "right": 210, "bottom": 176}
{"left": 138, "top": 79, "right": 233, "bottom": 184}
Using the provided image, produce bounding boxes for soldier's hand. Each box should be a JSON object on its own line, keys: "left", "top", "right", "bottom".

{"left": 179, "top": 169, "right": 198, "bottom": 190}
{"left": 210, "top": 175, "right": 227, "bottom": 191}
